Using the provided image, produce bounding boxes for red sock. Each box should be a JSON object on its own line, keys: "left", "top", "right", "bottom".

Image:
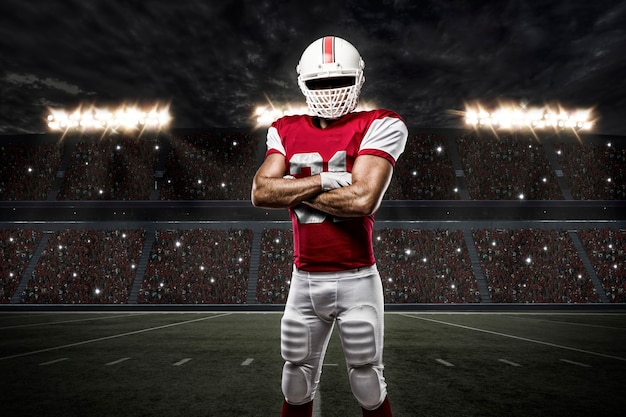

{"left": 362, "top": 396, "right": 392, "bottom": 417}
{"left": 281, "top": 400, "right": 313, "bottom": 417}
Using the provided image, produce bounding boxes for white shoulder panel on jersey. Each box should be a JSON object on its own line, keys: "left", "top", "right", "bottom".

{"left": 359, "top": 116, "right": 408, "bottom": 162}
{"left": 266, "top": 126, "right": 286, "bottom": 156}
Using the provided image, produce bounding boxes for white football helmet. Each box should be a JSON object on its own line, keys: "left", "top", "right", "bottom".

{"left": 296, "top": 36, "right": 365, "bottom": 119}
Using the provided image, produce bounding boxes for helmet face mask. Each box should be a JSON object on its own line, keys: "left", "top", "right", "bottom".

{"left": 297, "top": 36, "right": 365, "bottom": 119}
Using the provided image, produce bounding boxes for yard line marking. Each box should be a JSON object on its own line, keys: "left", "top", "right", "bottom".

{"left": 0, "top": 313, "right": 233, "bottom": 361}
{"left": 436, "top": 358, "right": 454, "bottom": 367}
{"left": 560, "top": 359, "right": 591, "bottom": 368}
{"left": 322, "top": 363, "right": 338, "bottom": 366}
{"left": 498, "top": 359, "right": 522, "bottom": 367}
{"left": 105, "top": 357, "right": 131, "bottom": 366}
{"left": 505, "top": 315, "right": 626, "bottom": 331}
{"left": 241, "top": 358, "right": 254, "bottom": 366}
{"left": 39, "top": 357, "right": 69, "bottom": 366}
{"left": 174, "top": 358, "right": 192, "bottom": 366}
{"left": 399, "top": 313, "right": 626, "bottom": 362}
{"left": 0, "top": 313, "right": 152, "bottom": 330}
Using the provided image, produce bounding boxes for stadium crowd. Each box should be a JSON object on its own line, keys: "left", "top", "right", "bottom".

{"left": 1, "top": 226, "right": 624, "bottom": 304}
{"left": 138, "top": 228, "right": 252, "bottom": 304}
{"left": 0, "top": 229, "right": 42, "bottom": 303}
{"left": 472, "top": 228, "right": 599, "bottom": 303}
{"left": 578, "top": 228, "right": 626, "bottom": 302}
{"left": 256, "top": 228, "right": 480, "bottom": 304}
{"left": 1, "top": 131, "right": 624, "bottom": 306}
{"left": 555, "top": 141, "right": 626, "bottom": 199}
{"left": 0, "top": 143, "right": 62, "bottom": 200}
{"left": 21, "top": 229, "right": 145, "bottom": 304}
{"left": 0, "top": 131, "right": 623, "bottom": 202}
{"left": 457, "top": 135, "right": 563, "bottom": 200}
{"left": 58, "top": 135, "right": 161, "bottom": 200}
{"left": 385, "top": 133, "right": 459, "bottom": 200}
{"left": 158, "top": 132, "right": 258, "bottom": 200}
{"left": 373, "top": 228, "right": 479, "bottom": 303}
{"left": 256, "top": 228, "right": 294, "bottom": 303}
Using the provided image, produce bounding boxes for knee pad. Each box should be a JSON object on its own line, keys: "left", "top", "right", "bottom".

{"left": 339, "top": 305, "right": 379, "bottom": 366}
{"left": 281, "top": 308, "right": 310, "bottom": 363}
{"left": 348, "top": 366, "right": 387, "bottom": 410}
{"left": 282, "top": 362, "right": 314, "bottom": 405}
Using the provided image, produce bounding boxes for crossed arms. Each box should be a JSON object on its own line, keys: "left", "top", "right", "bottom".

{"left": 251, "top": 153, "right": 393, "bottom": 218}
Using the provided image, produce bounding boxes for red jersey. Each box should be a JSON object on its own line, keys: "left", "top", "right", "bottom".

{"left": 266, "top": 109, "right": 407, "bottom": 271}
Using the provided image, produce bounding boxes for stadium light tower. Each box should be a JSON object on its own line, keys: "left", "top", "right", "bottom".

{"left": 47, "top": 103, "right": 172, "bottom": 133}
{"left": 463, "top": 102, "right": 594, "bottom": 133}
{"left": 252, "top": 98, "right": 377, "bottom": 129}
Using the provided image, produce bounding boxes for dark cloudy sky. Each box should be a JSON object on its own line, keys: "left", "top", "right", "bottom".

{"left": 1, "top": 0, "right": 625, "bottom": 136}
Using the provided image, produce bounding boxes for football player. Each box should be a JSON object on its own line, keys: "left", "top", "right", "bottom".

{"left": 251, "top": 35, "right": 408, "bottom": 417}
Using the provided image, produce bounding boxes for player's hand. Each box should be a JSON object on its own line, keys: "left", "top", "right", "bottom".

{"left": 320, "top": 172, "right": 352, "bottom": 191}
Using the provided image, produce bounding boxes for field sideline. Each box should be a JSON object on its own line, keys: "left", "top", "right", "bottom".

{"left": 1, "top": 311, "right": 625, "bottom": 417}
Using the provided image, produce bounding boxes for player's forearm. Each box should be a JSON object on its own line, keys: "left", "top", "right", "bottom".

{"left": 251, "top": 175, "right": 323, "bottom": 209}
{"left": 304, "top": 183, "right": 382, "bottom": 217}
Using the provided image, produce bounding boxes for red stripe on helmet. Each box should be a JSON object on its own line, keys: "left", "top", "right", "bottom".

{"left": 322, "top": 36, "right": 334, "bottom": 63}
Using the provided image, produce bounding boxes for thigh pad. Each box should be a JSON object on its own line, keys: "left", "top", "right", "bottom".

{"left": 339, "top": 305, "right": 379, "bottom": 366}
{"left": 281, "top": 307, "right": 310, "bottom": 363}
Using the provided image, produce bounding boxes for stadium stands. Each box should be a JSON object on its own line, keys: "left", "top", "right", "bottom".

{"left": 21, "top": 229, "right": 145, "bottom": 304}
{"left": 374, "top": 228, "right": 479, "bottom": 303}
{"left": 2, "top": 223, "right": 626, "bottom": 304}
{"left": 0, "top": 142, "right": 62, "bottom": 200}
{"left": 256, "top": 227, "right": 479, "bottom": 304}
{"left": 457, "top": 134, "right": 564, "bottom": 200}
{"left": 1, "top": 130, "right": 623, "bottom": 203}
{"left": 554, "top": 141, "right": 626, "bottom": 199}
{"left": 578, "top": 228, "right": 626, "bottom": 302}
{"left": 385, "top": 133, "right": 459, "bottom": 200}
{"left": 0, "top": 129, "right": 624, "bottom": 306}
{"left": 472, "top": 228, "right": 599, "bottom": 303}
{"left": 158, "top": 132, "right": 258, "bottom": 200}
{"left": 256, "top": 228, "right": 293, "bottom": 304}
{"left": 138, "top": 228, "right": 252, "bottom": 304}
{"left": 58, "top": 135, "right": 161, "bottom": 200}
{"left": 0, "top": 229, "right": 42, "bottom": 303}
{"left": 2, "top": 225, "right": 624, "bottom": 305}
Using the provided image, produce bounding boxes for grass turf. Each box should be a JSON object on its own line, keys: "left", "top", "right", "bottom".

{"left": 1, "top": 311, "right": 625, "bottom": 416}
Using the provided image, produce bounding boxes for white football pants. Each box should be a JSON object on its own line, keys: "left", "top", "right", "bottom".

{"left": 280, "top": 264, "right": 388, "bottom": 410}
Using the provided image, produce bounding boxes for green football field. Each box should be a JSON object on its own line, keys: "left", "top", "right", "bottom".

{"left": 1, "top": 310, "right": 625, "bottom": 417}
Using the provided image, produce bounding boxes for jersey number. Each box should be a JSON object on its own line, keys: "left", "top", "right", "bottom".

{"left": 290, "top": 151, "right": 347, "bottom": 224}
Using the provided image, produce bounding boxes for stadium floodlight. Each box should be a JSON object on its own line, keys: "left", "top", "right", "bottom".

{"left": 463, "top": 102, "right": 595, "bottom": 132}
{"left": 47, "top": 103, "right": 171, "bottom": 132}
{"left": 252, "top": 99, "right": 377, "bottom": 128}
